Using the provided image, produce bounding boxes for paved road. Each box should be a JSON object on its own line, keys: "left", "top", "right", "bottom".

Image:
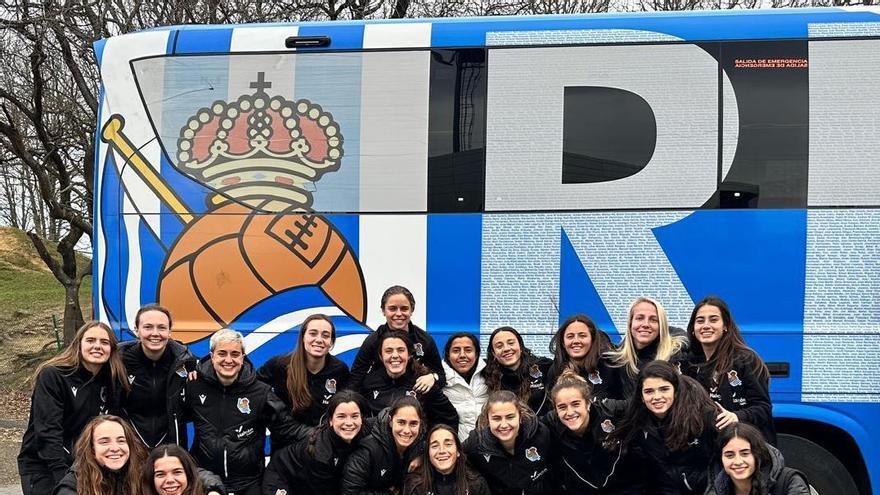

{"left": 0, "top": 486, "right": 19, "bottom": 495}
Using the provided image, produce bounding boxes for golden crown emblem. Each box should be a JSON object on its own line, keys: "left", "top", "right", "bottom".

{"left": 176, "top": 72, "right": 344, "bottom": 212}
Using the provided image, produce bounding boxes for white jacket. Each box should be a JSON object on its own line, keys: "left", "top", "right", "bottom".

{"left": 441, "top": 359, "right": 489, "bottom": 442}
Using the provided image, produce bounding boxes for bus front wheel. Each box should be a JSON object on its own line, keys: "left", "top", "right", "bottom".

{"left": 777, "top": 433, "right": 859, "bottom": 495}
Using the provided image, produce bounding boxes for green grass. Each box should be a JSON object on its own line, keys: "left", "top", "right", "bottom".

{"left": 0, "top": 227, "right": 91, "bottom": 321}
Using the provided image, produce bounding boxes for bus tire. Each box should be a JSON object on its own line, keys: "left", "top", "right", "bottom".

{"left": 777, "top": 433, "right": 859, "bottom": 495}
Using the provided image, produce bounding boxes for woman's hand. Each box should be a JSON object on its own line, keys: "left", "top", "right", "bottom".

{"left": 715, "top": 403, "right": 739, "bottom": 430}
{"left": 408, "top": 457, "right": 423, "bottom": 472}
{"left": 413, "top": 373, "right": 436, "bottom": 394}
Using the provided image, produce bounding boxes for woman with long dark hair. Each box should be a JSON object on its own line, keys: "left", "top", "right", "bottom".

{"left": 53, "top": 415, "right": 146, "bottom": 495}
{"left": 19, "top": 321, "right": 128, "bottom": 495}
{"left": 350, "top": 286, "right": 445, "bottom": 394}
{"left": 546, "top": 372, "right": 641, "bottom": 494}
{"left": 142, "top": 444, "right": 225, "bottom": 495}
{"left": 263, "top": 390, "right": 371, "bottom": 495}
{"left": 604, "top": 298, "right": 688, "bottom": 403}
{"left": 441, "top": 332, "right": 488, "bottom": 441}
{"left": 462, "top": 391, "right": 555, "bottom": 495}
{"left": 684, "top": 296, "right": 775, "bottom": 444}
{"left": 706, "top": 423, "right": 809, "bottom": 495}
{"left": 481, "top": 326, "right": 553, "bottom": 415}
{"left": 257, "top": 314, "right": 350, "bottom": 428}
{"left": 341, "top": 396, "right": 428, "bottom": 495}
{"left": 404, "top": 424, "right": 490, "bottom": 495}
{"left": 546, "top": 315, "right": 614, "bottom": 398}
{"left": 608, "top": 360, "right": 716, "bottom": 494}
{"left": 360, "top": 330, "right": 459, "bottom": 430}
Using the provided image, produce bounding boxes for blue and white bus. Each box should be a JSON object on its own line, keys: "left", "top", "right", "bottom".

{"left": 94, "top": 8, "right": 880, "bottom": 494}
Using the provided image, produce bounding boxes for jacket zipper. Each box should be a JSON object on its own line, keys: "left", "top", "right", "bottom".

{"left": 224, "top": 448, "right": 228, "bottom": 478}
{"left": 682, "top": 472, "right": 693, "bottom": 491}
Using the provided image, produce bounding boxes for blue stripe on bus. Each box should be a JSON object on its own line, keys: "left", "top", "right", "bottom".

{"left": 654, "top": 209, "right": 807, "bottom": 400}
{"left": 559, "top": 228, "right": 618, "bottom": 339}
{"left": 172, "top": 28, "right": 233, "bottom": 54}
{"left": 100, "top": 152, "right": 126, "bottom": 332}
{"left": 427, "top": 214, "right": 482, "bottom": 351}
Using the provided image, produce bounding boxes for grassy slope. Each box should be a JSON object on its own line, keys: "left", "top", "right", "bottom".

{"left": 0, "top": 227, "right": 91, "bottom": 389}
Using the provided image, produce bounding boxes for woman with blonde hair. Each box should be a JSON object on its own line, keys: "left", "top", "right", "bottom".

{"left": 53, "top": 415, "right": 146, "bottom": 495}
{"left": 604, "top": 298, "right": 688, "bottom": 403}
{"left": 19, "top": 321, "right": 128, "bottom": 495}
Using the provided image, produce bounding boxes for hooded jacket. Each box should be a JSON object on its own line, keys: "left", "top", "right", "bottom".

{"left": 495, "top": 355, "right": 553, "bottom": 416}
{"left": 262, "top": 423, "right": 367, "bottom": 495}
{"left": 350, "top": 323, "right": 446, "bottom": 391}
{"left": 684, "top": 349, "right": 776, "bottom": 445}
{"left": 341, "top": 408, "right": 425, "bottom": 495}
{"left": 462, "top": 415, "right": 556, "bottom": 495}
{"left": 256, "top": 352, "right": 351, "bottom": 426}
{"left": 706, "top": 444, "right": 810, "bottom": 495}
{"left": 120, "top": 339, "right": 195, "bottom": 448}
{"left": 602, "top": 337, "right": 688, "bottom": 410}
{"left": 632, "top": 409, "right": 716, "bottom": 494}
{"left": 441, "top": 359, "right": 488, "bottom": 442}
{"left": 18, "top": 365, "right": 119, "bottom": 485}
{"left": 403, "top": 469, "right": 492, "bottom": 495}
{"left": 52, "top": 466, "right": 128, "bottom": 495}
{"left": 545, "top": 403, "right": 643, "bottom": 495}
{"left": 53, "top": 464, "right": 227, "bottom": 495}
{"left": 183, "top": 358, "right": 306, "bottom": 493}
{"left": 361, "top": 366, "right": 459, "bottom": 432}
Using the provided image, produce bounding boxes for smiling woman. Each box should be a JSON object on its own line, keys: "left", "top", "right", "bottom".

{"left": 18, "top": 321, "right": 128, "bottom": 495}
{"left": 359, "top": 331, "right": 459, "bottom": 431}
{"left": 462, "top": 391, "right": 555, "bottom": 495}
{"left": 608, "top": 361, "right": 717, "bottom": 494}
{"left": 545, "top": 372, "right": 641, "bottom": 494}
{"left": 256, "top": 314, "right": 351, "bottom": 439}
{"left": 404, "top": 424, "right": 490, "bottom": 495}
{"left": 341, "top": 396, "right": 428, "bottom": 495}
{"left": 53, "top": 415, "right": 147, "bottom": 495}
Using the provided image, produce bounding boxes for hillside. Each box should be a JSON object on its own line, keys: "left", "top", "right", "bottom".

{"left": 0, "top": 227, "right": 91, "bottom": 390}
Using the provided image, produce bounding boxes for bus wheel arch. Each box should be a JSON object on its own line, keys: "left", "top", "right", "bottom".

{"left": 776, "top": 419, "right": 869, "bottom": 495}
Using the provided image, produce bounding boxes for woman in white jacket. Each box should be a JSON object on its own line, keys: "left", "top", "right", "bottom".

{"left": 441, "top": 332, "right": 488, "bottom": 441}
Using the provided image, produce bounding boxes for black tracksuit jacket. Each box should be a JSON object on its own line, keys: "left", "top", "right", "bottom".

{"left": 262, "top": 424, "right": 366, "bottom": 495}
{"left": 349, "top": 323, "right": 446, "bottom": 391}
{"left": 256, "top": 352, "right": 351, "bottom": 426}
{"left": 403, "top": 470, "right": 492, "bottom": 495}
{"left": 120, "top": 340, "right": 195, "bottom": 447}
{"left": 18, "top": 365, "right": 119, "bottom": 485}
{"left": 462, "top": 416, "right": 556, "bottom": 495}
{"left": 183, "top": 359, "right": 307, "bottom": 493}
{"left": 631, "top": 410, "right": 716, "bottom": 494}
{"left": 684, "top": 348, "right": 776, "bottom": 445}
{"left": 545, "top": 405, "right": 643, "bottom": 494}
{"left": 340, "top": 408, "right": 425, "bottom": 495}
{"left": 493, "top": 356, "right": 553, "bottom": 416}
{"left": 53, "top": 464, "right": 227, "bottom": 495}
{"left": 360, "top": 366, "right": 459, "bottom": 432}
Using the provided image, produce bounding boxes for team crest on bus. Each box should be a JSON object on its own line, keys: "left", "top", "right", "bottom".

{"left": 525, "top": 446, "right": 541, "bottom": 462}
{"left": 237, "top": 397, "right": 251, "bottom": 414}
{"left": 326, "top": 378, "right": 337, "bottom": 394}
{"left": 100, "top": 71, "right": 368, "bottom": 344}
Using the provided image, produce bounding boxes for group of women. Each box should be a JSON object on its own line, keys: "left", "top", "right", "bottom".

{"left": 19, "top": 285, "right": 810, "bottom": 494}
